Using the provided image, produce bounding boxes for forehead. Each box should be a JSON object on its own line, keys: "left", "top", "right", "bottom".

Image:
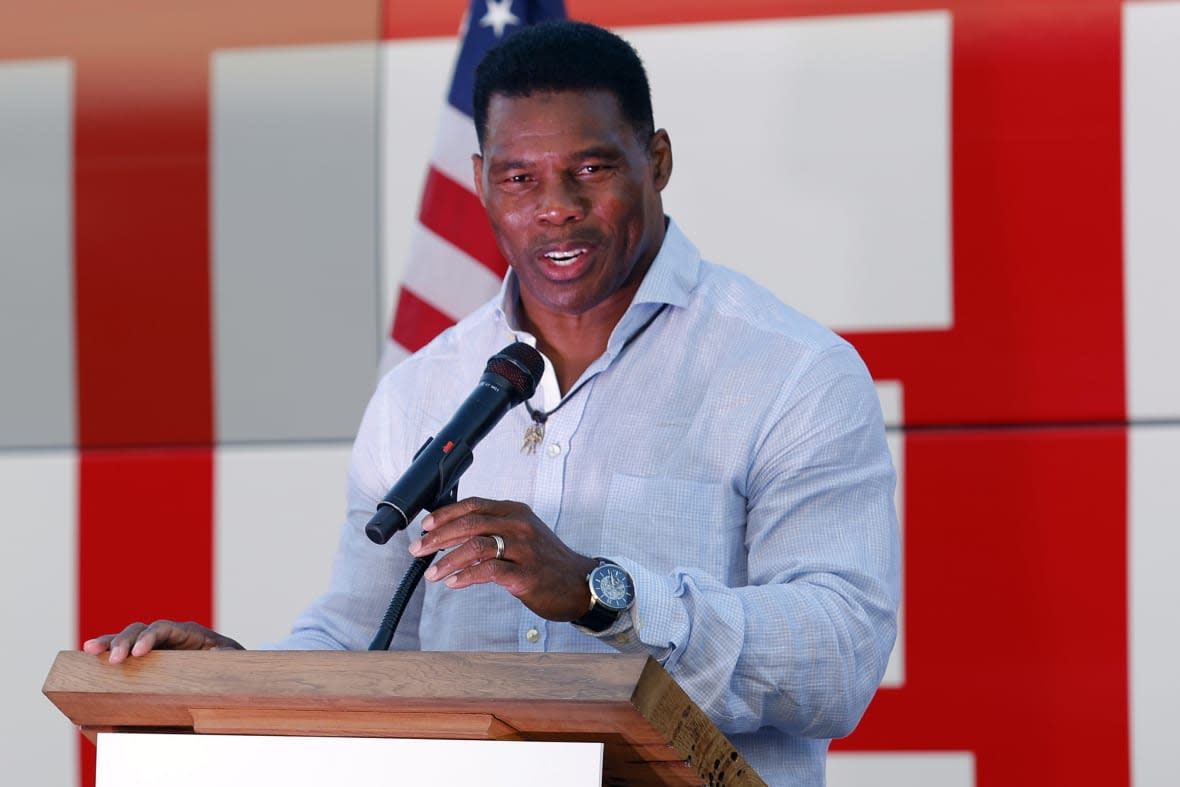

{"left": 482, "top": 90, "right": 636, "bottom": 157}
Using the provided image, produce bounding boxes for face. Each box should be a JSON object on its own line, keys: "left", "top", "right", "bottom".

{"left": 473, "top": 90, "right": 672, "bottom": 326}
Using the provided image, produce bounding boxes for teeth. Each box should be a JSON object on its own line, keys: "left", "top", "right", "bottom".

{"left": 544, "top": 249, "right": 584, "bottom": 266}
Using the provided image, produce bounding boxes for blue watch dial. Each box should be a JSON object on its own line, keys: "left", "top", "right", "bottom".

{"left": 590, "top": 563, "right": 634, "bottom": 612}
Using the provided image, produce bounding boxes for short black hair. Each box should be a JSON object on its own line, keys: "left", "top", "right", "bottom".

{"left": 473, "top": 20, "right": 655, "bottom": 149}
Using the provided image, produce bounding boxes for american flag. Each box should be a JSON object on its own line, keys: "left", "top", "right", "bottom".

{"left": 382, "top": 0, "right": 567, "bottom": 372}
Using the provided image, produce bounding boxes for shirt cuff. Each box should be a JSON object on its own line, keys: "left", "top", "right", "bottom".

{"left": 574, "top": 556, "right": 689, "bottom": 668}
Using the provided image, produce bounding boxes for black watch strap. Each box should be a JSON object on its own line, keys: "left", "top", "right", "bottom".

{"left": 573, "top": 599, "right": 620, "bottom": 632}
{"left": 573, "top": 558, "right": 631, "bottom": 633}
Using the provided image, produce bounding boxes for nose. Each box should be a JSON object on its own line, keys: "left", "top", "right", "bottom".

{"left": 536, "top": 175, "right": 586, "bottom": 225}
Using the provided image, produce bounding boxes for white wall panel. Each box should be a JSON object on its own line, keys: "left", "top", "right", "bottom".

{"left": 1125, "top": 1, "right": 1180, "bottom": 421}
{"left": 215, "top": 444, "right": 352, "bottom": 647}
{"left": 636, "top": 12, "right": 951, "bottom": 334}
{"left": 0, "top": 451, "right": 78, "bottom": 785}
{"left": 212, "top": 42, "right": 381, "bottom": 443}
{"left": 1129, "top": 425, "right": 1180, "bottom": 786}
{"left": 828, "top": 751, "right": 974, "bottom": 787}
{"left": 0, "top": 59, "right": 74, "bottom": 449}
{"left": 1125, "top": 6, "right": 1180, "bottom": 776}
{"left": 877, "top": 381, "right": 904, "bottom": 688}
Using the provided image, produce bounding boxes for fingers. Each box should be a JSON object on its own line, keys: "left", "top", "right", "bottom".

{"left": 409, "top": 498, "right": 503, "bottom": 558}
{"left": 81, "top": 620, "right": 242, "bottom": 663}
{"left": 408, "top": 498, "right": 525, "bottom": 585}
{"left": 417, "top": 497, "right": 507, "bottom": 547}
{"left": 405, "top": 496, "right": 599, "bottom": 621}
{"left": 424, "top": 533, "right": 510, "bottom": 585}
{"left": 81, "top": 634, "right": 117, "bottom": 655}
{"left": 436, "top": 549, "right": 516, "bottom": 591}
{"left": 81, "top": 621, "right": 150, "bottom": 664}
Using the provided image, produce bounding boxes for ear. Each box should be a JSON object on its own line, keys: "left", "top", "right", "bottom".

{"left": 648, "top": 129, "right": 673, "bottom": 192}
{"left": 472, "top": 153, "right": 487, "bottom": 206}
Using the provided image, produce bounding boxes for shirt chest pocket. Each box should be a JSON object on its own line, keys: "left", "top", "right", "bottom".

{"left": 600, "top": 474, "right": 746, "bottom": 580}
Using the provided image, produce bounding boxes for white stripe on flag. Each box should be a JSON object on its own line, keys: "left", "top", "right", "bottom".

{"left": 379, "top": 338, "right": 412, "bottom": 379}
{"left": 380, "top": 36, "right": 461, "bottom": 330}
{"left": 431, "top": 102, "right": 482, "bottom": 195}
{"left": 401, "top": 227, "right": 505, "bottom": 320}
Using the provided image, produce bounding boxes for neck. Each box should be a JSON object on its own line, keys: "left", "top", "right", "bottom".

{"left": 514, "top": 235, "right": 662, "bottom": 394}
{"left": 521, "top": 299, "right": 627, "bottom": 394}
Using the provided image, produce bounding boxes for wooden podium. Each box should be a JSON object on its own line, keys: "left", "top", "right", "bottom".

{"left": 43, "top": 650, "right": 765, "bottom": 786}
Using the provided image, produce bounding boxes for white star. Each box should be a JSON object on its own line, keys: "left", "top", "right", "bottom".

{"left": 479, "top": 0, "right": 520, "bottom": 38}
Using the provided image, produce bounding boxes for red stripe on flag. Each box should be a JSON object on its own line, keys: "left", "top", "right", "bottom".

{"left": 418, "top": 167, "right": 508, "bottom": 279}
{"left": 391, "top": 286, "right": 461, "bottom": 352}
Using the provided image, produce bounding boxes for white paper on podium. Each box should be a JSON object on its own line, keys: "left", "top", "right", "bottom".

{"left": 96, "top": 733, "right": 603, "bottom": 786}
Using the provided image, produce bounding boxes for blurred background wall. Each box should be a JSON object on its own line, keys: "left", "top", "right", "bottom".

{"left": 1, "top": 0, "right": 1176, "bottom": 785}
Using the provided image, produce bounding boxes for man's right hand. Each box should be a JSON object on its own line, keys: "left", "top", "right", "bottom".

{"left": 82, "top": 620, "right": 244, "bottom": 664}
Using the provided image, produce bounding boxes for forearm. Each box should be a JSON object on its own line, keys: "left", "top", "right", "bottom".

{"left": 593, "top": 557, "right": 896, "bottom": 738}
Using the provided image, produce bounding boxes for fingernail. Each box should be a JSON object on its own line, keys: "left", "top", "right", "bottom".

{"left": 424, "top": 566, "right": 439, "bottom": 581}
{"left": 421, "top": 514, "right": 435, "bottom": 530}
{"left": 408, "top": 538, "right": 422, "bottom": 555}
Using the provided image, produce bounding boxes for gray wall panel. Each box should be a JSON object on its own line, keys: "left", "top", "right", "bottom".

{"left": 212, "top": 43, "right": 379, "bottom": 443}
{"left": 0, "top": 60, "right": 74, "bottom": 449}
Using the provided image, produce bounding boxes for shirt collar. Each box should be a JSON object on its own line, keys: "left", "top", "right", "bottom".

{"left": 492, "top": 217, "right": 701, "bottom": 338}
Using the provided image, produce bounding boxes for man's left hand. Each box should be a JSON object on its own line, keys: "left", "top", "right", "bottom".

{"left": 408, "top": 497, "right": 599, "bottom": 622}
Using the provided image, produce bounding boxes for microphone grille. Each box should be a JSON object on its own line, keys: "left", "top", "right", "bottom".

{"left": 486, "top": 342, "right": 544, "bottom": 399}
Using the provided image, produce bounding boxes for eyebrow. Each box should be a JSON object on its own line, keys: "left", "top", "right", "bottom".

{"left": 571, "top": 146, "right": 624, "bottom": 161}
{"left": 489, "top": 146, "right": 626, "bottom": 173}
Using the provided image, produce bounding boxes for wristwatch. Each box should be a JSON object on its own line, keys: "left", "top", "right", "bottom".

{"left": 573, "top": 558, "right": 635, "bottom": 632}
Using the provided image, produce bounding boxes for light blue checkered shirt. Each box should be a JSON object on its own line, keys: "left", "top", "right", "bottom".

{"left": 274, "top": 220, "right": 900, "bottom": 786}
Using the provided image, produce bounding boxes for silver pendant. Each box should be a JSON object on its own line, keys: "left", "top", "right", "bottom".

{"left": 521, "top": 422, "right": 545, "bottom": 454}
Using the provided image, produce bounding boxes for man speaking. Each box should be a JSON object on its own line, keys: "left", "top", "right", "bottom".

{"left": 86, "top": 20, "right": 900, "bottom": 785}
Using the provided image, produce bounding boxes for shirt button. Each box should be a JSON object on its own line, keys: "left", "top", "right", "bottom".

{"left": 546, "top": 443, "right": 561, "bottom": 458}
{"left": 525, "top": 628, "right": 540, "bottom": 643}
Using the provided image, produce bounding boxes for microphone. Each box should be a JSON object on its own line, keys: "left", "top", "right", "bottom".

{"left": 364, "top": 342, "right": 544, "bottom": 545}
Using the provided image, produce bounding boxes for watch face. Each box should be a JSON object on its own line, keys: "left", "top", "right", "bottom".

{"left": 590, "top": 563, "right": 635, "bottom": 612}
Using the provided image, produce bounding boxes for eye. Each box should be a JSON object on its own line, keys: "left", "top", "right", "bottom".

{"left": 578, "top": 164, "right": 612, "bottom": 178}
{"left": 497, "top": 173, "right": 534, "bottom": 192}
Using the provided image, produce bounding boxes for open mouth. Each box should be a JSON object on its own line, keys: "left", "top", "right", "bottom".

{"left": 542, "top": 248, "right": 587, "bottom": 267}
